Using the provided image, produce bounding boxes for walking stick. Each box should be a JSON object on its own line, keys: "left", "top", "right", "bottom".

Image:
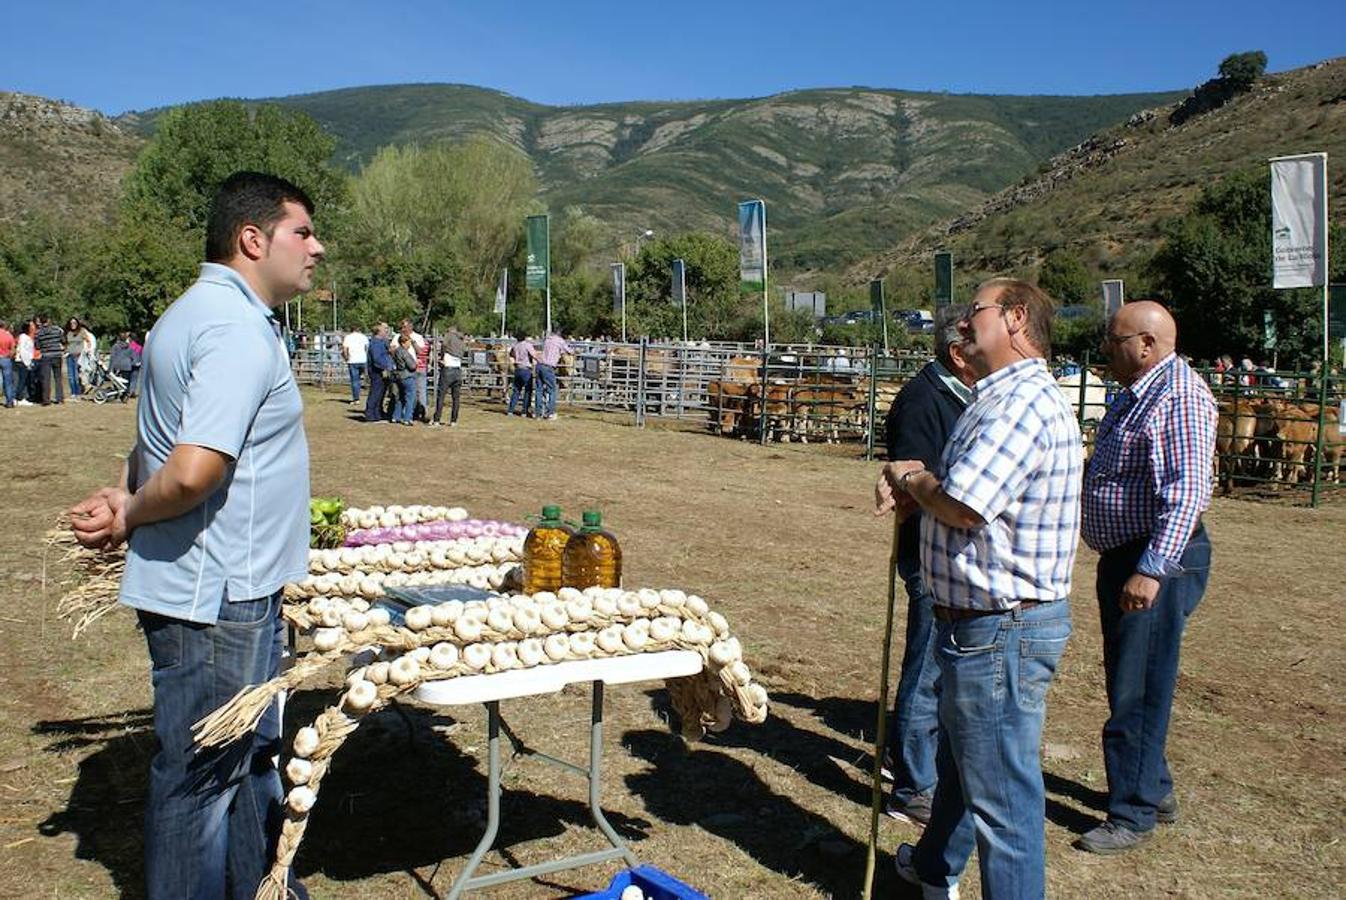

{"left": 862, "top": 511, "right": 903, "bottom": 900}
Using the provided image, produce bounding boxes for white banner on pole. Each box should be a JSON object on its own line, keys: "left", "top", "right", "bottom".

{"left": 1100, "top": 279, "right": 1125, "bottom": 318}
{"left": 1270, "top": 153, "right": 1327, "bottom": 289}
{"left": 494, "top": 268, "right": 508, "bottom": 314}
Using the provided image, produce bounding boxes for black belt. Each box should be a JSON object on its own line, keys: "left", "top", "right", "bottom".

{"left": 933, "top": 600, "right": 1049, "bottom": 623}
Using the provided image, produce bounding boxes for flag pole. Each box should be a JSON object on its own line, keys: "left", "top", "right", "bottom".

{"left": 862, "top": 511, "right": 902, "bottom": 899}
{"left": 762, "top": 202, "right": 771, "bottom": 349}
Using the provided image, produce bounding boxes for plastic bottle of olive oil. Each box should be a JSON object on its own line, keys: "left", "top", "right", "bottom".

{"left": 562, "top": 510, "right": 623, "bottom": 589}
{"left": 523, "top": 505, "right": 574, "bottom": 594}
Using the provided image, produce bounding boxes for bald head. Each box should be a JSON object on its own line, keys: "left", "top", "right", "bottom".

{"left": 1113, "top": 300, "right": 1176, "bottom": 354}
{"left": 1102, "top": 300, "right": 1177, "bottom": 385}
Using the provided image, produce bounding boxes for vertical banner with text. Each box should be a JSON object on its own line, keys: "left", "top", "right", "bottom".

{"left": 494, "top": 268, "right": 509, "bottom": 314}
{"left": 738, "top": 201, "right": 766, "bottom": 283}
{"left": 525, "top": 214, "right": 550, "bottom": 332}
{"left": 738, "top": 199, "right": 769, "bottom": 346}
{"left": 1270, "top": 153, "right": 1327, "bottom": 289}
{"left": 525, "top": 215, "right": 550, "bottom": 289}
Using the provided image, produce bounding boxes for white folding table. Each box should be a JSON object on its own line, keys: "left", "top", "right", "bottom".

{"left": 413, "top": 650, "right": 704, "bottom": 898}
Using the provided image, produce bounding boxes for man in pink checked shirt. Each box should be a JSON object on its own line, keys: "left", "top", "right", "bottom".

{"left": 1076, "top": 300, "right": 1217, "bottom": 856}
{"left": 535, "top": 330, "right": 571, "bottom": 420}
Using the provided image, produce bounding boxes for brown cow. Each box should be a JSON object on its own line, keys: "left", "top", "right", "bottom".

{"left": 706, "top": 379, "right": 752, "bottom": 436}
{"left": 792, "top": 384, "right": 862, "bottom": 444}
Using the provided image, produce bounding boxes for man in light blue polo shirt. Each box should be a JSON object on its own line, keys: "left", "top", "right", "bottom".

{"left": 71, "top": 172, "right": 322, "bottom": 900}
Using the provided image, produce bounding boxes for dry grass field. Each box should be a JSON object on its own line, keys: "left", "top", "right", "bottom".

{"left": 1, "top": 388, "right": 1343, "bottom": 899}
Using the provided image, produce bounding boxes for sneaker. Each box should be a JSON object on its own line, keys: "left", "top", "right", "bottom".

{"left": 16, "top": 399, "right": 32, "bottom": 406}
{"left": 885, "top": 794, "right": 932, "bottom": 827}
{"left": 546, "top": 413, "right": 558, "bottom": 420}
{"left": 1073, "top": 821, "right": 1153, "bottom": 855}
{"left": 1156, "top": 792, "right": 1179, "bottom": 825}
{"left": 428, "top": 422, "right": 442, "bottom": 428}
{"left": 894, "top": 843, "right": 959, "bottom": 900}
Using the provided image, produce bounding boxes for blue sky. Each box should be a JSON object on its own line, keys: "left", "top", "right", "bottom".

{"left": 3, "top": 1, "right": 1342, "bottom": 113}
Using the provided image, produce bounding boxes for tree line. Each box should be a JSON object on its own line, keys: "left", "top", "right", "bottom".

{"left": 0, "top": 96, "right": 1339, "bottom": 367}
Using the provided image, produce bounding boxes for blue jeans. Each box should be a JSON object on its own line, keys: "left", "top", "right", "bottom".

{"left": 912, "top": 601, "right": 1071, "bottom": 899}
{"left": 0, "top": 357, "right": 13, "bottom": 406}
{"left": 1097, "top": 525, "right": 1210, "bottom": 831}
{"left": 508, "top": 367, "right": 533, "bottom": 415}
{"left": 66, "top": 355, "right": 83, "bottom": 395}
{"left": 536, "top": 363, "right": 558, "bottom": 416}
{"left": 138, "top": 592, "right": 304, "bottom": 900}
{"left": 396, "top": 375, "right": 417, "bottom": 423}
{"left": 888, "top": 570, "right": 939, "bottom": 805}
{"left": 129, "top": 366, "right": 141, "bottom": 396}
{"left": 347, "top": 363, "right": 365, "bottom": 403}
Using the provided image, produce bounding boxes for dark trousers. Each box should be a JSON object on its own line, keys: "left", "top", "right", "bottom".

{"left": 1096, "top": 525, "right": 1211, "bottom": 831}
{"left": 364, "top": 369, "right": 388, "bottom": 422}
{"left": 38, "top": 355, "right": 63, "bottom": 404}
{"left": 433, "top": 369, "right": 462, "bottom": 424}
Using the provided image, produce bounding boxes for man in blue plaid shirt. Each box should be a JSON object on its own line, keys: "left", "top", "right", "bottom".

{"left": 1075, "top": 301, "right": 1217, "bottom": 855}
{"left": 877, "top": 278, "right": 1082, "bottom": 900}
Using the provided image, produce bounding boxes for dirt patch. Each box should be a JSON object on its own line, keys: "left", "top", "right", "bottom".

{"left": 2, "top": 389, "right": 1344, "bottom": 898}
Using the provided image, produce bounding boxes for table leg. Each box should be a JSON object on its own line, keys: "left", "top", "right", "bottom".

{"left": 588, "top": 681, "right": 640, "bottom": 868}
{"left": 447, "top": 700, "right": 502, "bottom": 900}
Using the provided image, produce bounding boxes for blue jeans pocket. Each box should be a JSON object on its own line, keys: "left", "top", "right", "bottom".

{"left": 139, "top": 611, "right": 184, "bottom": 672}
{"left": 1018, "top": 635, "right": 1069, "bottom": 711}
{"left": 217, "top": 594, "right": 275, "bottom": 628}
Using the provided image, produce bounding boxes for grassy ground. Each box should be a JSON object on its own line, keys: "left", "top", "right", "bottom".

{"left": 1, "top": 388, "right": 1343, "bottom": 898}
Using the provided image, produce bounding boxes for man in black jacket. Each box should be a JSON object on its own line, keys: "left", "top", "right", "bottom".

{"left": 875, "top": 306, "right": 975, "bottom": 825}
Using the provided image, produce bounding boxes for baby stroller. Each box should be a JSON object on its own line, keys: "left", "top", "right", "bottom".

{"left": 90, "top": 357, "right": 131, "bottom": 404}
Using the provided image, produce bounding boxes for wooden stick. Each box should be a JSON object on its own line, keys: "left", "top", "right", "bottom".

{"left": 862, "top": 513, "right": 902, "bottom": 900}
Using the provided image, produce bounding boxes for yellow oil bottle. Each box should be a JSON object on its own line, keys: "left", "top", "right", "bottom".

{"left": 523, "top": 505, "right": 574, "bottom": 595}
{"left": 562, "top": 510, "right": 623, "bottom": 589}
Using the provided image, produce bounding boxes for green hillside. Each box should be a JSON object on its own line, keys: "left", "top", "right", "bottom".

{"left": 264, "top": 84, "right": 1178, "bottom": 268}
{"left": 862, "top": 57, "right": 1346, "bottom": 284}
{"left": 118, "top": 83, "right": 1169, "bottom": 270}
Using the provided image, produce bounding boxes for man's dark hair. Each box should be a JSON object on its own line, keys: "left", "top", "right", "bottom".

{"left": 205, "top": 172, "right": 314, "bottom": 264}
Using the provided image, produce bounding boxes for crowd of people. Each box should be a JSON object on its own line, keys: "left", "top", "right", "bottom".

{"left": 0, "top": 316, "right": 144, "bottom": 407}
{"left": 331, "top": 321, "right": 574, "bottom": 427}
{"left": 876, "top": 284, "right": 1217, "bottom": 897}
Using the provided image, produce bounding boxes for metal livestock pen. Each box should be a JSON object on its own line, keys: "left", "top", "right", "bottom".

{"left": 290, "top": 335, "right": 1346, "bottom": 507}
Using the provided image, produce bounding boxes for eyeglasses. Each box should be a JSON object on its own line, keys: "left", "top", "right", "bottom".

{"left": 961, "top": 302, "right": 1003, "bottom": 320}
{"left": 1102, "top": 332, "right": 1149, "bottom": 345}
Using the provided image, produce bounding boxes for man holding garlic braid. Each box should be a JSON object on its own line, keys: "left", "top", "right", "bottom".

{"left": 876, "top": 278, "right": 1081, "bottom": 900}
{"left": 70, "top": 172, "right": 318, "bottom": 900}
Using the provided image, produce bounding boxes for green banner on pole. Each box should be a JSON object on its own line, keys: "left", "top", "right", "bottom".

{"left": 525, "top": 215, "right": 549, "bottom": 290}
{"left": 1263, "top": 309, "right": 1277, "bottom": 351}
{"left": 1330, "top": 283, "right": 1346, "bottom": 340}
{"left": 934, "top": 251, "right": 952, "bottom": 307}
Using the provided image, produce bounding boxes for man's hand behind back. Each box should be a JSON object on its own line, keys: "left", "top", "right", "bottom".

{"left": 70, "top": 488, "right": 130, "bottom": 551}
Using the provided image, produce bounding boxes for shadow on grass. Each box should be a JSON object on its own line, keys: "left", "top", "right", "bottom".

{"left": 621, "top": 728, "right": 913, "bottom": 899}
{"left": 33, "top": 691, "right": 653, "bottom": 898}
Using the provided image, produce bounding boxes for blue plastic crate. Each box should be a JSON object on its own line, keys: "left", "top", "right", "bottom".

{"left": 575, "top": 865, "right": 708, "bottom": 900}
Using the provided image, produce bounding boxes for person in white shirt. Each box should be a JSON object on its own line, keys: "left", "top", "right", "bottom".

{"left": 341, "top": 327, "right": 370, "bottom": 405}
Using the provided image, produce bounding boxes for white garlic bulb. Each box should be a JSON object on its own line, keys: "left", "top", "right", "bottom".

{"left": 344, "top": 679, "right": 378, "bottom": 712}
{"left": 285, "top": 757, "right": 313, "bottom": 785}
{"left": 287, "top": 785, "right": 317, "bottom": 814}
{"left": 293, "top": 726, "right": 320, "bottom": 759}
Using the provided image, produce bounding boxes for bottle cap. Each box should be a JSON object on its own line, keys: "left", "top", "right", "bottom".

{"left": 541, "top": 505, "right": 562, "bottom": 522}
{"left": 581, "top": 510, "right": 601, "bottom": 528}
